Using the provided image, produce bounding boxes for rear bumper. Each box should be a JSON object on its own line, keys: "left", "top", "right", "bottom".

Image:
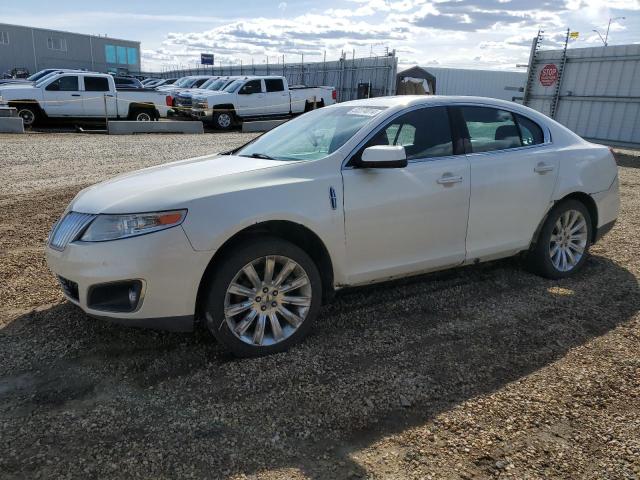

{"left": 591, "top": 174, "right": 620, "bottom": 242}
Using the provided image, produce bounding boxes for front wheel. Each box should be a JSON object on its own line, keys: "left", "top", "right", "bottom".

{"left": 203, "top": 237, "right": 322, "bottom": 357}
{"left": 527, "top": 199, "right": 592, "bottom": 279}
{"left": 212, "top": 111, "right": 233, "bottom": 130}
{"left": 17, "top": 106, "right": 38, "bottom": 127}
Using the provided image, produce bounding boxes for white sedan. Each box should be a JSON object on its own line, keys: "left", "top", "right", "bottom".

{"left": 46, "top": 96, "right": 619, "bottom": 357}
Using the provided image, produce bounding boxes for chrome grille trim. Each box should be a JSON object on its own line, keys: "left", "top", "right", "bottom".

{"left": 48, "top": 212, "right": 96, "bottom": 251}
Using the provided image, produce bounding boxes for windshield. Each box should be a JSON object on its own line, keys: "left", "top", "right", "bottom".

{"left": 236, "top": 105, "right": 387, "bottom": 161}
{"left": 173, "top": 77, "right": 192, "bottom": 87}
{"left": 223, "top": 80, "right": 243, "bottom": 93}
{"left": 35, "top": 72, "right": 61, "bottom": 87}
{"left": 206, "top": 79, "right": 227, "bottom": 90}
{"left": 28, "top": 70, "right": 55, "bottom": 81}
{"left": 199, "top": 78, "right": 218, "bottom": 89}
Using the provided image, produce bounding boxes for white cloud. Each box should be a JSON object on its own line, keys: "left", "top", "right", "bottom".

{"left": 139, "top": 0, "right": 640, "bottom": 71}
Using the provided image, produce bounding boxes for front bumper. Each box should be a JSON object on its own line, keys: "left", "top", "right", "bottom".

{"left": 190, "top": 108, "right": 212, "bottom": 121}
{"left": 45, "top": 226, "right": 212, "bottom": 332}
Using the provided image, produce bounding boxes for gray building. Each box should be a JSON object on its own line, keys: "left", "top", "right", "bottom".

{"left": 523, "top": 42, "right": 640, "bottom": 147}
{"left": 0, "top": 23, "right": 140, "bottom": 76}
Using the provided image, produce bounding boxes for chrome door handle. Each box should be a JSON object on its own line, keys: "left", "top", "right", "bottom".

{"left": 534, "top": 163, "right": 555, "bottom": 174}
{"left": 437, "top": 175, "right": 463, "bottom": 185}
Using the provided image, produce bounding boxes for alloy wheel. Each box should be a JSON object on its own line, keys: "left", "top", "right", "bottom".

{"left": 224, "top": 255, "right": 312, "bottom": 346}
{"left": 217, "top": 113, "right": 231, "bottom": 128}
{"left": 136, "top": 112, "right": 152, "bottom": 121}
{"left": 18, "top": 109, "right": 35, "bottom": 126}
{"left": 549, "top": 209, "right": 588, "bottom": 272}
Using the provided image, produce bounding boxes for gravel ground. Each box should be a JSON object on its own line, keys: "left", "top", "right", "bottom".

{"left": 0, "top": 133, "right": 638, "bottom": 479}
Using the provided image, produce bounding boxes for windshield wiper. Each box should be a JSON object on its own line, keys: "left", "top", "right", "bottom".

{"left": 247, "top": 153, "right": 275, "bottom": 160}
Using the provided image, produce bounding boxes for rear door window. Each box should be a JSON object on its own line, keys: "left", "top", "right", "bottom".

{"left": 265, "top": 79, "right": 285, "bottom": 92}
{"left": 515, "top": 114, "right": 545, "bottom": 146}
{"left": 84, "top": 76, "right": 109, "bottom": 91}
{"left": 460, "top": 106, "right": 522, "bottom": 153}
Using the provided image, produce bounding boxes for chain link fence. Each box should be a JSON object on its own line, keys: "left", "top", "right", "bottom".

{"left": 139, "top": 52, "right": 398, "bottom": 102}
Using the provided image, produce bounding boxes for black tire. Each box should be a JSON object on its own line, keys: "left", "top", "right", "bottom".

{"left": 202, "top": 237, "right": 322, "bottom": 357}
{"left": 212, "top": 111, "right": 233, "bottom": 130}
{"left": 527, "top": 199, "right": 592, "bottom": 279}
{"left": 16, "top": 105, "right": 38, "bottom": 127}
{"left": 129, "top": 108, "right": 154, "bottom": 122}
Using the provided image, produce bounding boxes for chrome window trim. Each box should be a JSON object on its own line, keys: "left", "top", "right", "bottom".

{"left": 341, "top": 101, "right": 552, "bottom": 170}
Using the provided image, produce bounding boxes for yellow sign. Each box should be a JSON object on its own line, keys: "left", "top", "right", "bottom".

{"left": 570, "top": 31, "right": 580, "bottom": 39}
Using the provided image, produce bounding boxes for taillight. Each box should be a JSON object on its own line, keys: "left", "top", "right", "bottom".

{"left": 166, "top": 95, "right": 173, "bottom": 106}
{"left": 332, "top": 89, "right": 337, "bottom": 100}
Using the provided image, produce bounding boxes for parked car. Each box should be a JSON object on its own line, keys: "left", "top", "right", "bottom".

{"left": 147, "top": 78, "right": 178, "bottom": 88}
{"left": 141, "top": 77, "right": 162, "bottom": 86}
{"left": 44, "top": 96, "right": 619, "bottom": 357}
{"left": 156, "top": 76, "right": 215, "bottom": 96}
{"left": 191, "top": 75, "right": 336, "bottom": 129}
{"left": 173, "top": 76, "right": 239, "bottom": 115}
{"left": 113, "top": 76, "right": 143, "bottom": 89}
{"left": 1, "top": 72, "right": 173, "bottom": 126}
{"left": 0, "top": 68, "right": 75, "bottom": 85}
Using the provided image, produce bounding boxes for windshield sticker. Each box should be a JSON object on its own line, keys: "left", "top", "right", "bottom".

{"left": 346, "top": 107, "right": 385, "bottom": 117}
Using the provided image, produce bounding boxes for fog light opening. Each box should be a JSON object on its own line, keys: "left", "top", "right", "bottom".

{"left": 87, "top": 280, "right": 143, "bottom": 313}
{"left": 128, "top": 287, "right": 139, "bottom": 307}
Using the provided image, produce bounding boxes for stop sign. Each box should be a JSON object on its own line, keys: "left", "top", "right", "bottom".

{"left": 539, "top": 64, "right": 558, "bottom": 87}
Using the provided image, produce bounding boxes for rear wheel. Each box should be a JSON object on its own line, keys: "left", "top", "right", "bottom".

{"left": 129, "top": 108, "right": 154, "bottom": 121}
{"left": 203, "top": 237, "right": 322, "bottom": 357}
{"left": 528, "top": 199, "right": 592, "bottom": 279}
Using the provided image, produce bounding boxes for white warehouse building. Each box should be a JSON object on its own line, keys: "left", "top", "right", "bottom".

{"left": 396, "top": 66, "right": 527, "bottom": 101}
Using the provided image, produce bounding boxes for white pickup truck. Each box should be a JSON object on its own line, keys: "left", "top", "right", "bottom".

{"left": 0, "top": 72, "right": 173, "bottom": 126}
{"left": 190, "top": 76, "right": 336, "bottom": 129}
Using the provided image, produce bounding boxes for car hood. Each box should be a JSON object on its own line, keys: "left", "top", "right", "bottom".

{"left": 0, "top": 84, "right": 40, "bottom": 98}
{"left": 71, "top": 154, "right": 295, "bottom": 214}
{"left": 194, "top": 91, "right": 231, "bottom": 102}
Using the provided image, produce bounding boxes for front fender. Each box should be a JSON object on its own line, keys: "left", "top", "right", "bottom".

{"left": 180, "top": 175, "right": 347, "bottom": 284}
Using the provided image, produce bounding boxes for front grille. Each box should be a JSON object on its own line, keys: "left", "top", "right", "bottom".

{"left": 58, "top": 276, "right": 79, "bottom": 301}
{"left": 175, "top": 95, "right": 192, "bottom": 107}
{"left": 48, "top": 212, "right": 96, "bottom": 251}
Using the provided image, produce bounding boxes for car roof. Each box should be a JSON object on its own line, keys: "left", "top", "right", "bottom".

{"left": 335, "top": 95, "right": 553, "bottom": 123}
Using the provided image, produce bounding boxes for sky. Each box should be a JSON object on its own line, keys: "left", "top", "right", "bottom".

{"left": 4, "top": 0, "right": 640, "bottom": 72}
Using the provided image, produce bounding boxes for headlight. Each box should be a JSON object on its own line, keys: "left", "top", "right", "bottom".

{"left": 80, "top": 210, "right": 187, "bottom": 242}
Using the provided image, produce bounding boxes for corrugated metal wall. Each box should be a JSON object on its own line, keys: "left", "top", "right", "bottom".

{"left": 424, "top": 67, "right": 526, "bottom": 101}
{"left": 144, "top": 54, "right": 398, "bottom": 102}
{"left": 524, "top": 43, "right": 640, "bottom": 146}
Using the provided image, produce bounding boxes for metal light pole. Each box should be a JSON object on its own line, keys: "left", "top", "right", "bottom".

{"left": 593, "top": 16, "right": 626, "bottom": 46}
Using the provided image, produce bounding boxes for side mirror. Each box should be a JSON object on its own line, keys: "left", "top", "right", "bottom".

{"left": 359, "top": 145, "right": 407, "bottom": 168}
{"left": 46, "top": 82, "right": 60, "bottom": 91}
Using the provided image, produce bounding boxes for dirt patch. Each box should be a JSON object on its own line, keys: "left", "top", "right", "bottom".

{"left": 1, "top": 134, "right": 638, "bottom": 479}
